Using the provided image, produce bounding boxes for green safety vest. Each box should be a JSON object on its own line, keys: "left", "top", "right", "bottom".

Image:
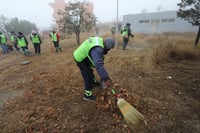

{"left": 30, "top": 35, "right": 40, "bottom": 43}
{"left": 73, "top": 37, "right": 104, "bottom": 65}
{"left": 10, "top": 35, "right": 15, "bottom": 43}
{"left": 17, "top": 37, "right": 26, "bottom": 47}
{"left": 122, "top": 28, "right": 128, "bottom": 38}
{"left": 52, "top": 33, "right": 57, "bottom": 41}
{"left": 0, "top": 34, "right": 6, "bottom": 44}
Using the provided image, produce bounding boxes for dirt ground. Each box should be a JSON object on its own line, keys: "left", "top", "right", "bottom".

{"left": 0, "top": 34, "right": 199, "bottom": 133}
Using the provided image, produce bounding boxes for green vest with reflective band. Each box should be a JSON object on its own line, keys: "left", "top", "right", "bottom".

{"left": 0, "top": 34, "right": 6, "bottom": 44}
{"left": 122, "top": 27, "right": 128, "bottom": 38}
{"left": 17, "top": 37, "right": 26, "bottom": 47}
{"left": 52, "top": 33, "right": 57, "bottom": 41}
{"left": 31, "top": 35, "right": 40, "bottom": 43}
{"left": 73, "top": 37, "right": 104, "bottom": 64}
{"left": 10, "top": 35, "right": 15, "bottom": 43}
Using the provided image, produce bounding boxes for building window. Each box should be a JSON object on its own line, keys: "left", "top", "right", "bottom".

{"left": 161, "top": 18, "right": 175, "bottom": 23}
{"left": 139, "top": 20, "right": 150, "bottom": 23}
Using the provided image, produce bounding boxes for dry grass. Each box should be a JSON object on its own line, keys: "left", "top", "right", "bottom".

{"left": 151, "top": 34, "right": 200, "bottom": 64}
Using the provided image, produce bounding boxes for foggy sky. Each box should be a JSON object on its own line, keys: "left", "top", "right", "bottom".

{"left": 0, "top": 0, "right": 181, "bottom": 28}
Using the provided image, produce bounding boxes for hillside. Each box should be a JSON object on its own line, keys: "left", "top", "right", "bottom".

{"left": 0, "top": 33, "right": 199, "bottom": 133}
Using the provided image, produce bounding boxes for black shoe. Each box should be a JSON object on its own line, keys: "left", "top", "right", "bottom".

{"left": 83, "top": 94, "right": 96, "bottom": 102}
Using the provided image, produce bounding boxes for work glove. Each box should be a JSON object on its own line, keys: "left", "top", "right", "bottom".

{"left": 101, "top": 78, "right": 112, "bottom": 89}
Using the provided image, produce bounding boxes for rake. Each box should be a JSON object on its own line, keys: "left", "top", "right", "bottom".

{"left": 111, "top": 88, "right": 144, "bottom": 128}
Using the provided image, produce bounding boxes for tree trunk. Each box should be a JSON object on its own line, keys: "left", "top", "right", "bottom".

{"left": 195, "top": 25, "right": 200, "bottom": 46}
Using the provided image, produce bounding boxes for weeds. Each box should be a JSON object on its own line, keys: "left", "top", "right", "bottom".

{"left": 152, "top": 38, "right": 200, "bottom": 64}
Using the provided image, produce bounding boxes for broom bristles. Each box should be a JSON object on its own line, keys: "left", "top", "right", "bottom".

{"left": 117, "top": 98, "right": 144, "bottom": 127}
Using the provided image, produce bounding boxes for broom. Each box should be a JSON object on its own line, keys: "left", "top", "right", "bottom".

{"left": 111, "top": 88, "right": 144, "bottom": 128}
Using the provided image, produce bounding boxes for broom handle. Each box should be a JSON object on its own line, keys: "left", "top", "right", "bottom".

{"left": 111, "top": 88, "right": 120, "bottom": 99}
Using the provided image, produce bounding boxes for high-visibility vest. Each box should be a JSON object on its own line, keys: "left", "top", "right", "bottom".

{"left": 30, "top": 34, "right": 40, "bottom": 43}
{"left": 73, "top": 37, "right": 104, "bottom": 64}
{"left": 17, "top": 37, "right": 26, "bottom": 47}
{"left": 10, "top": 35, "right": 15, "bottom": 43}
{"left": 122, "top": 27, "right": 128, "bottom": 38}
{"left": 52, "top": 33, "right": 57, "bottom": 41}
{"left": 0, "top": 34, "right": 6, "bottom": 44}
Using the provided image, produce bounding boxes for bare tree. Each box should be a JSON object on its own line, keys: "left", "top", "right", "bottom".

{"left": 57, "top": 1, "right": 96, "bottom": 44}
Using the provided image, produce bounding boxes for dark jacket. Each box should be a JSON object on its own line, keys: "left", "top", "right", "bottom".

{"left": 90, "top": 46, "right": 110, "bottom": 81}
{"left": 124, "top": 25, "right": 134, "bottom": 39}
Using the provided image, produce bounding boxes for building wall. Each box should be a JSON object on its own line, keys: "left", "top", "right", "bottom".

{"left": 123, "top": 10, "right": 197, "bottom": 34}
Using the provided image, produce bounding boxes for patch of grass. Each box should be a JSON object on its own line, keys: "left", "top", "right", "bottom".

{"left": 152, "top": 40, "right": 200, "bottom": 64}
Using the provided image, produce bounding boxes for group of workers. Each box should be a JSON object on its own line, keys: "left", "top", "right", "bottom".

{"left": 0, "top": 29, "right": 62, "bottom": 56}
{"left": 0, "top": 31, "right": 39, "bottom": 55}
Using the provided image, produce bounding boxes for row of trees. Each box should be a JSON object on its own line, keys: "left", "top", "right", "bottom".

{"left": 0, "top": 15, "right": 37, "bottom": 36}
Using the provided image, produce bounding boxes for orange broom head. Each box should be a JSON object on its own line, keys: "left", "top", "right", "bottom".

{"left": 117, "top": 98, "right": 144, "bottom": 127}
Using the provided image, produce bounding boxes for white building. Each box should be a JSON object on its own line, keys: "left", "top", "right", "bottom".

{"left": 122, "top": 10, "right": 197, "bottom": 34}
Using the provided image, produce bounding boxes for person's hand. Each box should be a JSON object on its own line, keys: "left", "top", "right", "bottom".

{"left": 105, "top": 79, "right": 112, "bottom": 87}
{"left": 101, "top": 79, "right": 112, "bottom": 89}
